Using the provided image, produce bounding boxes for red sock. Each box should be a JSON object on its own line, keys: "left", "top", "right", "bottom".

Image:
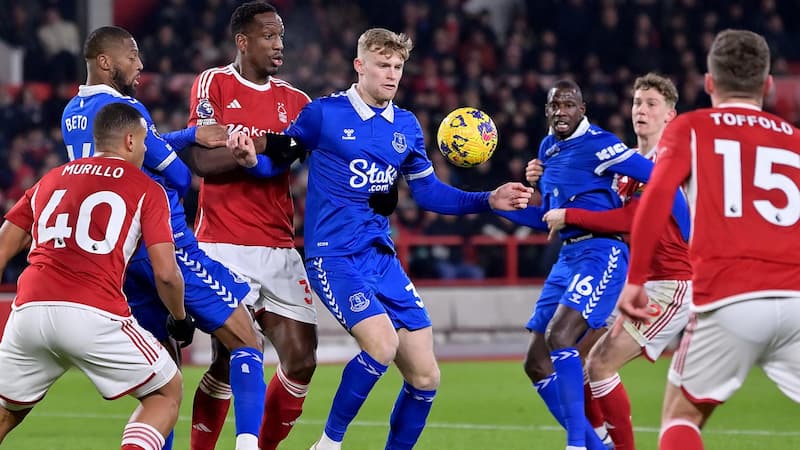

{"left": 660, "top": 420, "right": 703, "bottom": 450}
{"left": 121, "top": 422, "right": 164, "bottom": 450}
{"left": 190, "top": 373, "right": 232, "bottom": 450}
{"left": 584, "top": 382, "right": 605, "bottom": 429}
{"left": 591, "top": 373, "right": 635, "bottom": 450}
{"left": 258, "top": 365, "right": 308, "bottom": 450}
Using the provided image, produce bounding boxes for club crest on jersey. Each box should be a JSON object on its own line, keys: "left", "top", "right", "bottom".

{"left": 348, "top": 292, "right": 370, "bottom": 312}
{"left": 277, "top": 102, "right": 288, "bottom": 123}
{"left": 392, "top": 132, "right": 407, "bottom": 153}
{"left": 196, "top": 98, "right": 214, "bottom": 119}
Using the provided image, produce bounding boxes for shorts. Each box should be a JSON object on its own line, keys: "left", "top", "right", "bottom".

{"left": 527, "top": 237, "right": 628, "bottom": 334}
{"left": 668, "top": 297, "right": 800, "bottom": 404}
{"left": 621, "top": 279, "right": 691, "bottom": 361}
{"left": 126, "top": 242, "right": 252, "bottom": 341}
{"left": 200, "top": 242, "right": 317, "bottom": 325}
{"left": 0, "top": 304, "right": 177, "bottom": 410}
{"left": 305, "top": 247, "right": 431, "bottom": 331}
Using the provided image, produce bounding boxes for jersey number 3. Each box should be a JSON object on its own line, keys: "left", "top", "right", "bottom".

{"left": 715, "top": 139, "right": 800, "bottom": 226}
{"left": 37, "top": 189, "right": 127, "bottom": 254}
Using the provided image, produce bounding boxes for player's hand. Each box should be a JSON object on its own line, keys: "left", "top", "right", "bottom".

{"left": 227, "top": 131, "right": 258, "bottom": 168}
{"left": 489, "top": 182, "right": 534, "bottom": 211}
{"left": 195, "top": 124, "right": 228, "bottom": 148}
{"left": 543, "top": 208, "right": 567, "bottom": 241}
{"left": 611, "top": 283, "right": 649, "bottom": 337}
{"left": 166, "top": 314, "right": 196, "bottom": 348}
{"left": 525, "top": 159, "right": 544, "bottom": 186}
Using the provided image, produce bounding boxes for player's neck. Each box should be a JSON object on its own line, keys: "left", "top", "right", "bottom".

{"left": 355, "top": 83, "right": 389, "bottom": 108}
{"left": 713, "top": 95, "right": 763, "bottom": 109}
{"left": 233, "top": 60, "right": 269, "bottom": 85}
{"left": 636, "top": 134, "right": 659, "bottom": 154}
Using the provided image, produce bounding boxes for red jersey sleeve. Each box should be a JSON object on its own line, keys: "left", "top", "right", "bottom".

{"left": 140, "top": 182, "right": 174, "bottom": 248}
{"left": 188, "top": 68, "right": 225, "bottom": 127}
{"left": 628, "top": 115, "right": 693, "bottom": 284}
{"left": 4, "top": 185, "right": 36, "bottom": 232}
{"left": 565, "top": 200, "right": 638, "bottom": 234}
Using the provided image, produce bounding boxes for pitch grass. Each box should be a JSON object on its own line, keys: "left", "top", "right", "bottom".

{"left": 4, "top": 358, "right": 799, "bottom": 449}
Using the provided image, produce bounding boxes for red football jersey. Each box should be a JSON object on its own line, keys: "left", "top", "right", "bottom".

{"left": 629, "top": 103, "right": 800, "bottom": 310}
{"left": 188, "top": 65, "right": 310, "bottom": 247}
{"left": 615, "top": 149, "right": 691, "bottom": 281}
{"left": 4, "top": 157, "right": 173, "bottom": 317}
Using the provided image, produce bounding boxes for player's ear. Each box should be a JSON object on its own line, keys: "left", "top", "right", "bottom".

{"left": 353, "top": 58, "right": 363, "bottom": 76}
{"left": 125, "top": 132, "right": 136, "bottom": 152}
{"left": 96, "top": 53, "right": 111, "bottom": 71}
{"left": 235, "top": 33, "right": 247, "bottom": 52}
{"left": 763, "top": 74, "right": 774, "bottom": 98}
{"left": 704, "top": 73, "right": 715, "bottom": 96}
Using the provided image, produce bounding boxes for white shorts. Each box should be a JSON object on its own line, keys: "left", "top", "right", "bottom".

{"left": 622, "top": 279, "right": 691, "bottom": 361}
{"left": 668, "top": 297, "right": 800, "bottom": 404}
{"left": 0, "top": 304, "right": 177, "bottom": 410}
{"left": 199, "top": 243, "right": 317, "bottom": 325}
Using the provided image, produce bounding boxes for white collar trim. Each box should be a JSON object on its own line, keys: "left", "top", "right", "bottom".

{"left": 228, "top": 64, "right": 272, "bottom": 91}
{"left": 78, "top": 84, "right": 127, "bottom": 98}
{"left": 549, "top": 116, "right": 591, "bottom": 141}
{"left": 718, "top": 102, "right": 762, "bottom": 111}
{"left": 346, "top": 84, "right": 394, "bottom": 123}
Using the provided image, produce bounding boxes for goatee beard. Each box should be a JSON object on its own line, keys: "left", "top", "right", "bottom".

{"left": 111, "top": 69, "right": 136, "bottom": 97}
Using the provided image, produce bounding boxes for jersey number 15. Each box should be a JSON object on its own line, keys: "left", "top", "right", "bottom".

{"left": 715, "top": 139, "right": 800, "bottom": 226}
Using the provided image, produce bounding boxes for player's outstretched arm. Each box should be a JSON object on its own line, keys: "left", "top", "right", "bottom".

{"left": 549, "top": 201, "right": 639, "bottom": 235}
{"left": 0, "top": 220, "right": 32, "bottom": 275}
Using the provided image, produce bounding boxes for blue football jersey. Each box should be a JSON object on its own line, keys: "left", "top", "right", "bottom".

{"left": 286, "top": 85, "right": 433, "bottom": 258}
{"left": 61, "top": 84, "right": 194, "bottom": 249}
{"left": 537, "top": 117, "right": 655, "bottom": 239}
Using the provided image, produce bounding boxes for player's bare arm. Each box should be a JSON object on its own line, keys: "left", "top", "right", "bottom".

{"left": 195, "top": 124, "right": 229, "bottom": 148}
{"left": 185, "top": 134, "right": 267, "bottom": 176}
{"left": 489, "top": 182, "right": 534, "bottom": 210}
{"left": 0, "top": 221, "right": 31, "bottom": 272}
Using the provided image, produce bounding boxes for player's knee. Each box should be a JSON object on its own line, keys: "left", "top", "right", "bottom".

{"left": 362, "top": 337, "right": 399, "bottom": 366}
{"left": 282, "top": 352, "right": 317, "bottom": 383}
{"left": 406, "top": 366, "right": 441, "bottom": 391}
{"left": 585, "top": 353, "right": 610, "bottom": 380}
{"left": 545, "top": 326, "right": 576, "bottom": 351}
{"left": 523, "top": 354, "right": 550, "bottom": 382}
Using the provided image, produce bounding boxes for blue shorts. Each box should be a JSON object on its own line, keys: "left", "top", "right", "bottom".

{"left": 305, "top": 247, "right": 431, "bottom": 332}
{"left": 527, "top": 237, "right": 628, "bottom": 333}
{"left": 125, "top": 243, "right": 252, "bottom": 341}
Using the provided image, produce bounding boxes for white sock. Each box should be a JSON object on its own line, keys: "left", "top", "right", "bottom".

{"left": 235, "top": 433, "right": 259, "bottom": 450}
{"left": 313, "top": 431, "right": 342, "bottom": 449}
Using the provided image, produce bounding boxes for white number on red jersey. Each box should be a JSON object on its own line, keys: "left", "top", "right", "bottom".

{"left": 37, "top": 188, "right": 128, "bottom": 254}
{"left": 714, "top": 139, "right": 800, "bottom": 226}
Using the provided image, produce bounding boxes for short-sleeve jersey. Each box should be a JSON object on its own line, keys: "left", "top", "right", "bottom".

{"left": 616, "top": 149, "right": 691, "bottom": 281}
{"left": 4, "top": 157, "right": 173, "bottom": 317}
{"left": 285, "top": 85, "right": 433, "bottom": 258}
{"left": 634, "top": 103, "right": 800, "bottom": 310}
{"left": 61, "top": 84, "right": 193, "bottom": 249}
{"left": 538, "top": 118, "right": 635, "bottom": 238}
{"left": 187, "top": 65, "right": 310, "bottom": 247}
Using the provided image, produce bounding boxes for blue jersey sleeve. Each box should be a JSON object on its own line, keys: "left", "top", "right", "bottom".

{"left": 400, "top": 117, "right": 434, "bottom": 178}
{"left": 494, "top": 206, "right": 548, "bottom": 231}
{"left": 161, "top": 126, "right": 197, "bottom": 152}
{"left": 135, "top": 104, "right": 192, "bottom": 197}
{"left": 285, "top": 99, "right": 323, "bottom": 149}
{"left": 408, "top": 173, "right": 491, "bottom": 215}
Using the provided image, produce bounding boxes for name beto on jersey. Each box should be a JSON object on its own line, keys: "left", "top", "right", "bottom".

{"left": 709, "top": 111, "right": 794, "bottom": 135}
{"left": 349, "top": 159, "right": 397, "bottom": 193}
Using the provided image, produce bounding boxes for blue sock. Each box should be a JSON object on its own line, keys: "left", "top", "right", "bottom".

{"left": 386, "top": 381, "right": 437, "bottom": 450}
{"left": 535, "top": 371, "right": 613, "bottom": 450}
{"left": 551, "top": 347, "right": 586, "bottom": 447}
{"left": 534, "top": 373, "right": 566, "bottom": 428}
{"left": 161, "top": 430, "right": 174, "bottom": 450}
{"left": 324, "top": 351, "right": 388, "bottom": 442}
{"left": 229, "top": 347, "right": 266, "bottom": 438}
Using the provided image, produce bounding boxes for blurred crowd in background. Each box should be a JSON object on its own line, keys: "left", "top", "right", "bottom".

{"left": 1, "top": 0, "right": 800, "bottom": 282}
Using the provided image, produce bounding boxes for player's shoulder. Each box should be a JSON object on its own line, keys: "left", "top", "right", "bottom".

{"left": 270, "top": 76, "right": 311, "bottom": 101}
{"left": 195, "top": 64, "right": 235, "bottom": 84}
